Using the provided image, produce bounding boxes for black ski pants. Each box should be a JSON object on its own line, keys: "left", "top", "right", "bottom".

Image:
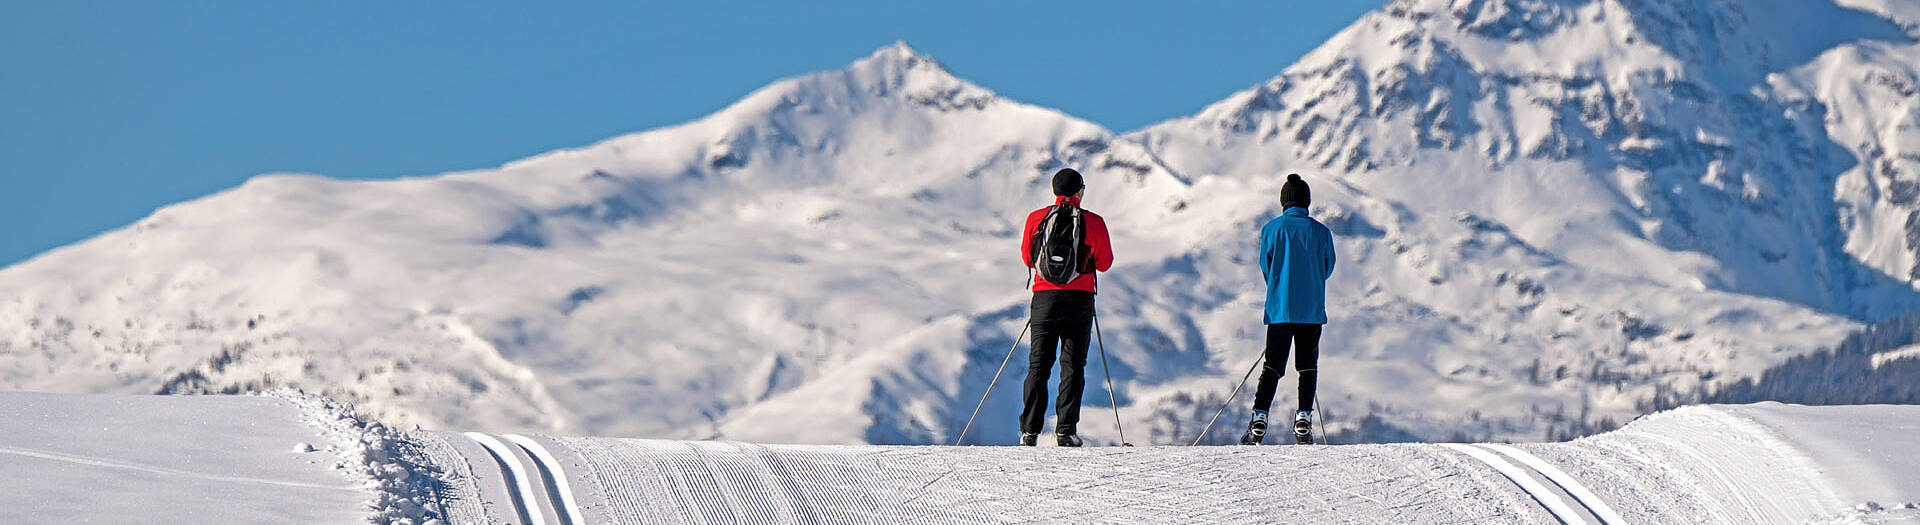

{"left": 1252, "top": 322, "right": 1321, "bottom": 413}
{"left": 1021, "top": 290, "right": 1094, "bottom": 436}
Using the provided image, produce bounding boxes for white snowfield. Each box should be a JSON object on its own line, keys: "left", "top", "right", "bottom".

{"left": 4, "top": 392, "right": 1917, "bottom": 524}
{"left": 0, "top": 392, "right": 370, "bottom": 524}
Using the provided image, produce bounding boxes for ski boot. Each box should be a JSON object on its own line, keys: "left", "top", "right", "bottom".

{"left": 1294, "top": 410, "right": 1314, "bottom": 445}
{"left": 1240, "top": 410, "right": 1269, "bottom": 445}
{"left": 1056, "top": 432, "right": 1083, "bottom": 447}
{"left": 1020, "top": 433, "right": 1039, "bottom": 447}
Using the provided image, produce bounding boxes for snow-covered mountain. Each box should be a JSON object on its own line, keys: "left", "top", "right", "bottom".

{"left": 5, "top": 0, "right": 1920, "bottom": 444}
{"left": 1124, "top": 0, "right": 1920, "bottom": 440}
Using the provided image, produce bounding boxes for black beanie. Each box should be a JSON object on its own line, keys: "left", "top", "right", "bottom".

{"left": 1281, "top": 173, "right": 1310, "bottom": 209}
{"left": 1052, "top": 168, "right": 1084, "bottom": 196}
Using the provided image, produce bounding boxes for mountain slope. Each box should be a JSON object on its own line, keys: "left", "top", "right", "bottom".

{"left": 1137, "top": 0, "right": 1920, "bottom": 316}
{"left": 1123, "top": 0, "right": 1920, "bottom": 439}
{"left": 5, "top": 0, "right": 1920, "bottom": 445}
{"left": 0, "top": 43, "right": 1198, "bottom": 442}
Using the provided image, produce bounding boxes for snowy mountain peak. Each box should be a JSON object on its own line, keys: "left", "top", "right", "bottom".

{"left": 1371, "top": 0, "right": 1915, "bottom": 80}
{"left": 1138, "top": 0, "right": 1920, "bottom": 319}
{"left": 841, "top": 40, "right": 997, "bottom": 110}
{"left": 504, "top": 40, "right": 1004, "bottom": 183}
{"left": 732, "top": 40, "right": 996, "bottom": 119}
{"left": 1383, "top": 0, "right": 1584, "bottom": 39}
{"left": 862, "top": 40, "right": 947, "bottom": 76}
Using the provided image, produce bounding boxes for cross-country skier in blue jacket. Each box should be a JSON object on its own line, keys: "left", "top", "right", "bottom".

{"left": 1243, "top": 173, "right": 1336, "bottom": 445}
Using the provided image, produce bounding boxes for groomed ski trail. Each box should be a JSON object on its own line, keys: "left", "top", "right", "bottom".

{"left": 411, "top": 404, "right": 1920, "bottom": 524}
{"left": 430, "top": 433, "right": 1560, "bottom": 523}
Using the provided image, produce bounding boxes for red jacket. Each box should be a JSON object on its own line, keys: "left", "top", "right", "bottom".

{"left": 1021, "top": 196, "right": 1114, "bottom": 293}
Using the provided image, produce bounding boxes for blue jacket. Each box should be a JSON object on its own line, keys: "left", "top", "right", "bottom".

{"left": 1260, "top": 207, "right": 1336, "bottom": 324}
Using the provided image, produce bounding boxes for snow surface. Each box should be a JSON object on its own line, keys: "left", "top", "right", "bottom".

{"left": 0, "top": 391, "right": 468, "bottom": 524}
{"left": 7, "top": 392, "right": 1917, "bottom": 524}
{"left": 0, "top": 392, "right": 371, "bottom": 524}
{"left": 4, "top": 0, "right": 1920, "bottom": 446}
{"left": 506, "top": 402, "right": 1920, "bottom": 524}
{"left": 1722, "top": 403, "right": 1920, "bottom": 511}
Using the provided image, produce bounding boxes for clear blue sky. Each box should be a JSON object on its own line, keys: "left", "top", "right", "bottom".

{"left": 0, "top": 1, "right": 1381, "bottom": 267}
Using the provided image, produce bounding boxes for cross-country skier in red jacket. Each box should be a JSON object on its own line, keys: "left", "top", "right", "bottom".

{"left": 1016, "top": 168, "right": 1114, "bottom": 447}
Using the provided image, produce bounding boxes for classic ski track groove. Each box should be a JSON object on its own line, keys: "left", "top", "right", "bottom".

{"left": 1480, "top": 444, "right": 1627, "bottom": 525}
{"left": 465, "top": 432, "right": 551, "bottom": 525}
{"left": 1439, "top": 443, "right": 1592, "bottom": 525}
{"left": 505, "top": 434, "right": 589, "bottom": 525}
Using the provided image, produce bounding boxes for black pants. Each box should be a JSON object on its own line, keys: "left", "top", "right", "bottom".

{"left": 1252, "top": 323, "right": 1321, "bottom": 413}
{"left": 1021, "top": 290, "right": 1094, "bottom": 435}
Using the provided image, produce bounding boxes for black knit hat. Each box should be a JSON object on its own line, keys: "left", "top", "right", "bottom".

{"left": 1052, "top": 168, "right": 1084, "bottom": 196}
{"left": 1281, "top": 173, "right": 1310, "bottom": 209}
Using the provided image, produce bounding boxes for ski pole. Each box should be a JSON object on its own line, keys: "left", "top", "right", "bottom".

{"left": 1093, "top": 313, "right": 1131, "bottom": 446}
{"left": 1191, "top": 352, "right": 1265, "bottom": 446}
{"left": 1315, "top": 397, "right": 1330, "bottom": 445}
{"left": 955, "top": 321, "right": 1029, "bottom": 446}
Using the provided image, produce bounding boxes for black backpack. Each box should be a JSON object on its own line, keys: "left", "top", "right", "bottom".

{"left": 1030, "top": 203, "right": 1091, "bottom": 285}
